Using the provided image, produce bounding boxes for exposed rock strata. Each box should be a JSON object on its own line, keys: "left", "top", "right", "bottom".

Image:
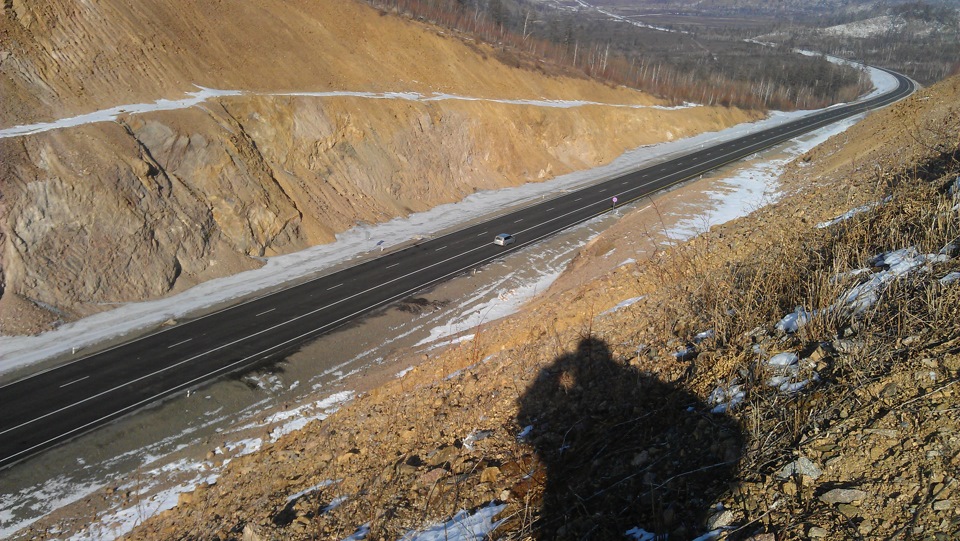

{"left": 0, "top": 0, "right": 758, "bottom": 331}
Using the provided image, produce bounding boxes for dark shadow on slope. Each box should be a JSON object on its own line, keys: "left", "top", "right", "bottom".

{"left": 517, "top": 337, "right": 744, "bottom": 539}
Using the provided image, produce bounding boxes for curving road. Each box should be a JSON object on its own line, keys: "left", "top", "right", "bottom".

{"left": 0, "top": 68, "right": 915, "bottom": 470}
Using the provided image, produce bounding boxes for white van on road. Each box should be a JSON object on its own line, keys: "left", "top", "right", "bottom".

{"left": 493, "top": 233, "right": 515, "bottom": 246}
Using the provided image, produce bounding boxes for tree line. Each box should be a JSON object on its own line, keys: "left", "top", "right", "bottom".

{"left": 363, "top": 0, "right": 870, "bottom": 110}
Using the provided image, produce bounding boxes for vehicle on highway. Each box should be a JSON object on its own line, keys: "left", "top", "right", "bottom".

{"left": 493, "top": 233, "right": 515, "bottom": 246}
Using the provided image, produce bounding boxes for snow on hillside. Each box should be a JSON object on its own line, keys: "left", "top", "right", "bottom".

{"left": 822, "top": 14, "right": 952, "bottom": 39}
{"left": 823, "top": 15, "right": 904, "bottom": 38}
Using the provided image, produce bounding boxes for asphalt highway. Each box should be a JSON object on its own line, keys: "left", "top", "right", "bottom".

{"left": 0, "top": 68, "right": 915, "bottom": 470}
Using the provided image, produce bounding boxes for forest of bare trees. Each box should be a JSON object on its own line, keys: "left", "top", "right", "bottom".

{"left": 363, "top": 0, "right": 870, "bottom": 110}
{"left": 784, "top": 2, "right": 960, "bottom": 85}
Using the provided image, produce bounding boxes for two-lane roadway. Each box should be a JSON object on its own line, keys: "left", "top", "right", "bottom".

{"left": 0, "top": 67, "right": 915, "bottom": 469}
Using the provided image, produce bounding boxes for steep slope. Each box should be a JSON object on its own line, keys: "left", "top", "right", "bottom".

{"left": 0, "top": 0, "right": 758, "bottom": 333}
{"left": 108, "top": 76, "right": 959, "bottom": 540}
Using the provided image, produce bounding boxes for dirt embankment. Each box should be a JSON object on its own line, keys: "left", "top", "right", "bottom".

{"left": 111, "top": 76, "right": 960, "bottom": 540}
{"left": 0, "top": 0, "right": 758, "bottom": 334}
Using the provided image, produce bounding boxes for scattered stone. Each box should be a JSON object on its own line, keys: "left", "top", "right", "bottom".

{"left": 416, "top": 468, "right": 447, "bottom": 488}
{"left": 808, "top": 526, "right": 829, "bottom": 538}
{"left": 706, "top": 509, "right": 734, "bottom": 529}
{"left": 776, "top": 457, "right": 822, "bottom": 480}
{"left": 837, "top": 503, "right": 861, "bottom": 516}
{"left": 426, "top": 445, "right": 459, "bottom": 467}
{"left": 933, "top": 500, "right": 953, "bottom": 511}
{"left": 864, "top": 428, "right": 899, "bottom": 438}
{"left": 337, "top": 449, "right": 360, "bottom": 464}
{"left": 480, "top": 466, "right": 501, "bottom": 484}
{"left": 242, "top": 524, "right": 262, "bottom": 541}
{"left": 782, "top": 481, "right": 798, "bottom": 496}
{"left": 819, "top": 488, "right": 868, "bottom": 505}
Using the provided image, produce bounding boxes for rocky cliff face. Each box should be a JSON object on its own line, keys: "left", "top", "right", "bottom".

{"left": 0, "top": 0, "right": 758, "bottom": 333}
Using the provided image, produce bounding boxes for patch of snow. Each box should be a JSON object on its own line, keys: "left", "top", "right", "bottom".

{"left": 517, "top": 425, "right": 533, "bottom": 441}
{"left": 244, "top": 372, "right": 285, "bottom": 393}
{"left": 940, "top": 272, "right": 960, "bottom": 285}
{"left": 323, "top": 495, "right": 348, "bottom": 514}
{"left": 708, "top": 383, "right": 745, "bottom": 414}
{"left": 601, "top": 295, "right": 644, "bottom": 315}
{"left": 401, "top": 502, "right": 507, "bottom": 541}
{"left": 0, "top": 477, "right": 107, "bottom": 539}
{"left": 949, "top": 176, "right": 960, "bottom": 197}
{"left": 416, "top": 270, "right": 562, "bottom": 347}
{"left": 5, "top": 86, "right": 701, "bottom": 139}
{"left": 46, "top": 392, "right": 349, "bottom": 540}
{"left": 831, "top": 268, "right": 872, "bottom": 283}
{"left": 776, "top": 307, "right": 813, "bottom": 333}
{"left": 225, "top": 438, "right": 263, "bottom": 458}
{"left": 286, "top": 480, "right": 337, "bottom": 504}
{"left": 839, "top": 247, "right": 950, "bottom": 314}
{"left": 666, "top": 111, "right": 867, "bottom": 245}
{"left": 768, "top": 352, "right": 799, "bottom": 367}
{"left": 694, "top": 329, "right": 715, "bottom": 343}
{"left": 763, "top": 350, "right": 818, "bottom": 395}
{"left": 67, "top": 458, "right": 218, "bottom": 540}
{"left": 871, "top": 247, "right": 949, "bottom": 274}
{"left": 462, "top": 430, "right": 494, "bottom": 451}
{"left": 266, "top": 391, "right": 354, "bottom": 442}
{"left": 0, "top": 87, "right": 242, "bottom": 139}
{"left": 775, "top": 377, "right": 817, "bottom": 394}
{"left": 822, "top": 15, "right": 902, "bottom": 39}
{"left": 625, "top": 527, "right": 660, "bottom": 541}
{"left": 342, "top": 523, "right": 371, "bottom": 541}
{"left": 274, "top": 90, "right": 699, "bottom": 111}
{"left": 396, "top": 366, "right": 414, "bottom": 378}
{"left": 817, "top": 201, "right": 882, "bottom": 228}
{"left": 423, "top": 333, "right": 476, "bottom": 352}
{"left": 673, "top": 346, "right": 697, "bottom": 361}
{"left": 572, "top": 0, "right": 687, "bottom": 34}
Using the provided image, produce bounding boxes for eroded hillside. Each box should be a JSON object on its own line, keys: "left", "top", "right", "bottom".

{"left": 0, "top": 0, "right": 758, "bottom": 334}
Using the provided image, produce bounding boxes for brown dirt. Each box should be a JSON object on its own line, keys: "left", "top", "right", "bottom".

{"left": 73, "top": 76, "right": 958, "bottom": 541}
